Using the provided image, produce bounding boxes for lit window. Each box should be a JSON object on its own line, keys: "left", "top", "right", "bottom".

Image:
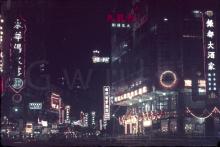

{"left": 134, "top": 90, "right": 138, "bottom": 96}
{"left": 131, "top": 91, "right": 134, "bottom": 97}
{"left": 143, "top": 86, "right": 147, "bottom": 93}
{"left": 111, "top": 23, "right": 116, "bottom": 27}
{"left": 184, "top": 80, "right": 192, "bottom": 87}
{"left": 124, "top": 93, "right": 127, "bottom": 99}
{"left": 138, "top": 88, "right": 143, "bottom": 95}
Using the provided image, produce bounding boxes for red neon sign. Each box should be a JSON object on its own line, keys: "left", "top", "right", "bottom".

{"left": 107, "top": 13, "right": 135, "bottom": 23}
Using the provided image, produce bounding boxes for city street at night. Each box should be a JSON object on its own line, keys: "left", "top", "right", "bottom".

{"left": 0, "top": 0, "right": 220, "bottom": 146}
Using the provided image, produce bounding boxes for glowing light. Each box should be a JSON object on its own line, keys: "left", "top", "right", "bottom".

{"left": 206, "top": 19, "right": 214, "bottom": 28}
{"left": 205, "top": 11, "right": 214, "bottom": 17}
{"left": 127, "top": 92, "right": 131, "bottom": 99}
{"left": 103, "top": 86, "right": 110, "bottom": 121}
{"left": 208, "top": 62, "right": 215, "bottom": 70}
{"left": 124, "top": 93, "right": 127, "bottom": 99}
{"left": 11, "top": 78, "right": 24, "bottom": 90}
{"left": 14, "top": 108, "right": 18, "bottom": 112}
{"left": 29, "top": 103, "right": 42, "bottom": 110}
{"left": 207, "top": 30, "right": 214, "bottom": 38}
{"left": 92, "top": 56, "right": 110, "bottom": 63}
{"left": 184, "top": 80, "right": 192, "bottom": 87}
{"left": 138, "top": 88, "right": 142, "bottom": 95}
{"left": 143, "top": 86, "right": 147, "bottom": 93}
{"left": 207, "top": 41, "right": 214, "bottom": 49}
{"left": 186, "top": 107, "right": 220, "bottom": 120}
{"left": 134, "top": 90, "right": 138, "bottom": 96}
{"left": 198, "top": 80, "right": 206, "bottom": 87}
{"left": 131, "top": 91, "right": 134, "bottom": 97}
{"left": 160, "top": 70, "right": 177, "bottom": 88}
{"left": 207, "top": 51, "right": 215, "bottom": 59}
{"left": 163, "top": 17, "right": 168, "bottom": 22}
{"left": 143, "top": 120, "right": 152, "bottom": 127}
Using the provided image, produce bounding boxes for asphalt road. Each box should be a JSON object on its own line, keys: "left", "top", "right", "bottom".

{"left": 1, "top": 136, "right": 220, "bottom": 147}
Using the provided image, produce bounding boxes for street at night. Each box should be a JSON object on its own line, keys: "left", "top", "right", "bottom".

{"left": 0, "top": 0, "right": 220, "bottom": 146}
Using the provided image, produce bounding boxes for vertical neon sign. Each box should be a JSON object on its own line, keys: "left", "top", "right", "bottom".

{"left": 10, "top": 17, "right": 26, "bottom": 103}
{"left": 204, "top": 11, "right": 218, "bottom": 98}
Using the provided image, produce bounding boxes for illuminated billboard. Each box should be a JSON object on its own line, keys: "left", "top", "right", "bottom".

{"left": 103, "top": 86, "right": 110, "bottom": 122}
{"left": 51, "top": 92, "right": 61, "bottom": 110}
{"left": 29, "top": 103, "right": 42, "bottom": 110}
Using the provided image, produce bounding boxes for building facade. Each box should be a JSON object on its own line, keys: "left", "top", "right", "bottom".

{"left": 110, "top": 0, "right": 220, "bottom": 136}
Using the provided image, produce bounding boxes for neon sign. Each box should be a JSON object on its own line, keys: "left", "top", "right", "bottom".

{"left": 204, "top": 11, "right": 218, "bottom": 98}
{"left": 160, "top": 70, "right": 177, "bottom": 89}
{"left": 10, "top": 18, "right": 26, "bottom": 96}
{"left": 0, "top": 15, "right": 4, "bottom": 73}
{"left": 107, "top": 13, "right": 134, "bottom": 29}
{"left": 103, "top": 86, "right": 110, "bottom": 121}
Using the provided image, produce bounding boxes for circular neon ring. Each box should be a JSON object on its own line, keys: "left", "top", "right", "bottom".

{"left": 160, "top": 70, "right": 177, "bottom": 88}
{"left": 12, "top": 94, "right": 22, "bottom": 103}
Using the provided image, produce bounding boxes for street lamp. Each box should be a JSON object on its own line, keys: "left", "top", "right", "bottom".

{"left": 14, "top": 107, "right": 18, "bottom": 112}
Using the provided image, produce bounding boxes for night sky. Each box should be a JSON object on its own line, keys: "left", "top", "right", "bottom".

{"left": 20, "top": 0, "right": 130, "bottom": 118}
{"left": 42, "top": 0, "right": 111, "bottom": 117}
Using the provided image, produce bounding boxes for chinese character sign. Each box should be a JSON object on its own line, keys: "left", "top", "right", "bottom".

{"left": 103, "top": 86, "right": 110, "bottom": 121}
{"left": 0, "top": 16, "right": 4, "bottom": 73}
{"left": 107, "top": 13, "right": 134, "bottom": 29}
{"left": 204, "top": 11, "right": 218, "bottom": 98}
{"left": 10, "top": 18, "right": 26, "bottom": 92}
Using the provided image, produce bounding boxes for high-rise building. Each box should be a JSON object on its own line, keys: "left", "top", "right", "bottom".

{"left": 110, "top": 0, "right": 220, "bottom": 136}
